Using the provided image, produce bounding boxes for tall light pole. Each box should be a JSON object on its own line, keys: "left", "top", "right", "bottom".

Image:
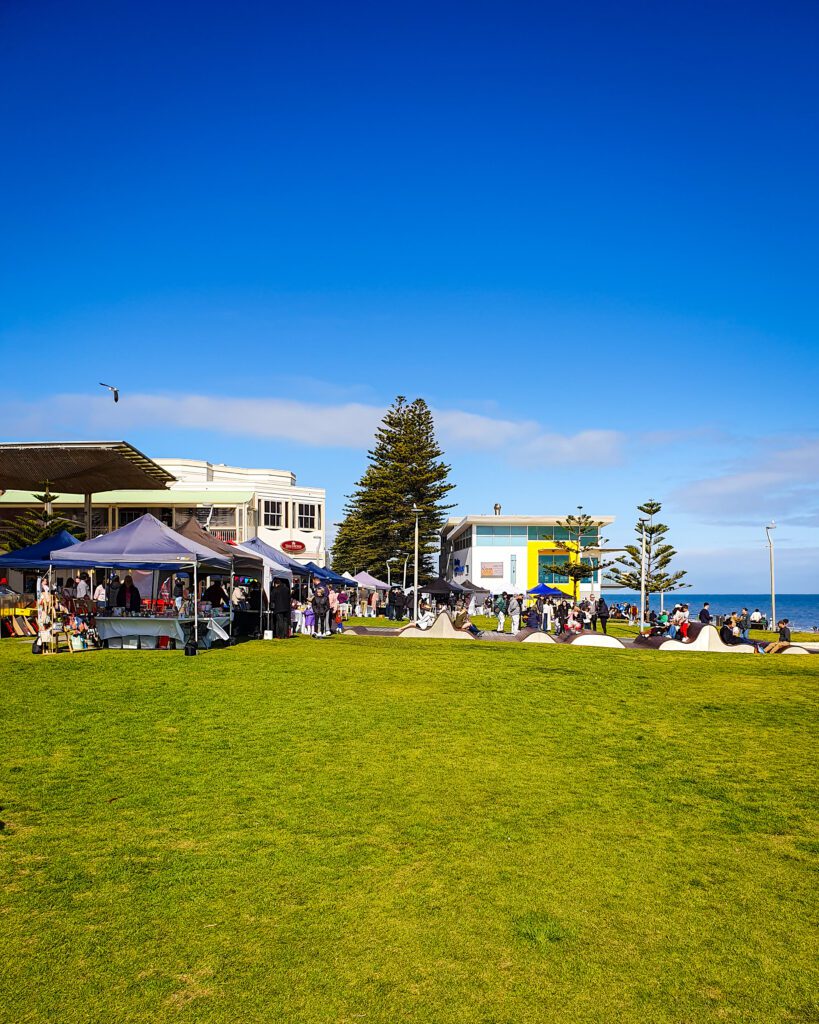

{"left": 386, "top": 557, "right": 397, "bottom": 588}
{"left": 639, "top": 517, "right": 648, "bottom": 634}
{"left": 412, "top": 504, "right": 421, "bottom": 620}
{"left": 765, "top": 521, "right": 776, "bottom": 627}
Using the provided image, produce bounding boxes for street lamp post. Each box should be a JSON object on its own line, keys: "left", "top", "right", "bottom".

{"left": 412, "top": 505, "right": 421, "bottom": 620}
{"left": 765, "top": 521, "right": 776, "bottom": 627}
{"left": 639, "top": 518, "right": 648, "bottom": 634}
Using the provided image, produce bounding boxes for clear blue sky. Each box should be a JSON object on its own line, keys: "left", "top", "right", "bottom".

{"left": 2, "top": 0, "right": 818, "bottom": 589}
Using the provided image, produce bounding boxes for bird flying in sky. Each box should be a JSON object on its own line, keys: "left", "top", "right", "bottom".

{"left": 99, "top": 382, "right": 120, "bottom": 403}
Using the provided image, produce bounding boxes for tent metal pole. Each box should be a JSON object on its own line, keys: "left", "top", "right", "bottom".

{"left": 229, "top": 557, "right": 234, "bottom": 639}
{"left": 194, "top": 561, "right": 199, "bottom": 648}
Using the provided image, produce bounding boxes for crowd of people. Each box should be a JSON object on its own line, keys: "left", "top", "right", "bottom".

{"left": 480, "top": 592, "right": 613, "bottom": 635}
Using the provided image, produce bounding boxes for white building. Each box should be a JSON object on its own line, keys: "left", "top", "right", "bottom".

{"left": 440, "top": 512, "right": 616, "bottom": 599}
{"left": 0, "top": 457, "right": 327, "bottom": 568}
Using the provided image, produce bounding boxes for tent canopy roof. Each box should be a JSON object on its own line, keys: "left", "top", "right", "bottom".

{"left": 175, "top": 516, "right": 264, "bottom": 577}
{"left": 0, "top": 529, "right": 80, "bottom": 570}
{"left": 352, "top": 570, "right": 389, "bottom": 590}
{"left": 0, "top": 441, "right": 175, "bottom": 494}
{"left": 238, "top": 536, "right": 310, "bottom": 577}
{"left": 420, "top": 577, "right": 466, "bottom": 596}
{"left": 50, "top": 513, "right": 229, "bottom": 571}
{"left": 304, "top": 561, "right": 357, "bottom": 587}
{"left": 527, "top": 583, "right": 567, "bottom": 596}
{"left": 233, "top": 540, "right": 293, "bottom": 583}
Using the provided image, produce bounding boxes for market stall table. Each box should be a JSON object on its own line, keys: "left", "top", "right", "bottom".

{"left": 95, "top": 614, "right": 230, "bottom": 649}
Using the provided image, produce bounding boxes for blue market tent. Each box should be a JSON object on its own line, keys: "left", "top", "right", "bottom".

{"left": 49, "top": 514, "right": 230, "bottom": 572}
{"left": 237, "top": 537, "right": 311, "bottom": 578}
{"left": 527, "top": 583, "right": 567, "bottom": 597}
{"left": 0, "top": 529, "right": 80, "bottom": 570}
{"left": 304, "top": 561, "right": 357, "bottom": 587}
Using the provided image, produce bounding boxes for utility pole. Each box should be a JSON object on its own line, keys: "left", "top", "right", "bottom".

{"left": 639, "top": 517, "right": 648, "bottom": 634}
{"left": 412, "top": 505, "right": 421, "bottom": 620}
{"left": 765, "top": 521, "right": 776, "bottom": 627}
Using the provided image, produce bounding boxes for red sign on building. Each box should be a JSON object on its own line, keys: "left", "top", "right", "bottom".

{"left": 281, "top": 540, "right": 306, "bottom": 554}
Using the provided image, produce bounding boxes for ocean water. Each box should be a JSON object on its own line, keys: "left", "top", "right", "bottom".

{"left": 611, "top": 593, "right": 819, "bottom": 632}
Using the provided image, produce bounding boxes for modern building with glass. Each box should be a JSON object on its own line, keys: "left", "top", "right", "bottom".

{"left": 439, "top": 512, "right": 615, "bottom": 598}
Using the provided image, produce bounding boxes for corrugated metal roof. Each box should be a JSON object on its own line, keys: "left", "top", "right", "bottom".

{"left": 0, "top": 441, "right": 175, "bottom": 492}
{"left": 0, "top": 489, "right": 255, "bottom": 505}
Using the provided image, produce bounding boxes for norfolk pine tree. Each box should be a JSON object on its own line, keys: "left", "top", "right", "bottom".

{"left": 543, "top": 509, "right": 614, "bottom": 602}
{"left": 611, "top": 499, "right": 688, "bottom": 609}
{"left": 0, "top": 487, "right": 85, "bottom": 552}
{"left": 332, "top": 396, "right": 455, "bottom": 579}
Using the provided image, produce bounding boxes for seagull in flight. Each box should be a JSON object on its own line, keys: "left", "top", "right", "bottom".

{"left": 99, "top": 382, "right": 120, "bottom": 403}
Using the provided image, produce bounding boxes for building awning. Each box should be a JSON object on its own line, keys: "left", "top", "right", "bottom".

{"left": 0, "top": 489, "right": 255, "bottom": 506}
{"left": 0, "top": 442, "right": 175, "bottom": 494}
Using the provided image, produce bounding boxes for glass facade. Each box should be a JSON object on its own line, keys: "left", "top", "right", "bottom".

{"left": 475, "top": 525, "right": 527, "bottom": 546}
{"left": 537, "top": 554, "right": 569, "bottom": 584}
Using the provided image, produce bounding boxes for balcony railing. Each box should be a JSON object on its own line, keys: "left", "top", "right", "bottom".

{"left": 211, "top": 528, "right": 238, "bottom": 543}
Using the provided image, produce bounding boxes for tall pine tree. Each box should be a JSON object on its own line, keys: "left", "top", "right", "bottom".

{"left": 332, "top": 396, "right": 455, "bottom": 580}
{"left": 610, "top": 499, "right": 688, "bottom": 602}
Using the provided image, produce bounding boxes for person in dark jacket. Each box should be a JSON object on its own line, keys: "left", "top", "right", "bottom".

{"left": 311, "top": 586, "right": 331, "bottom": 638}
{"left": 597, "top": 597, "right": 610, "bottom": 634}
{"left": 271, "top": 577, "right": 292, "bottom": 638}
{"left": 698, "top": 603, "right": 712, "bottom": 624}
{"left": 115, "top": 574, "right": 141, "bottom": 613}
{"left": 394, "top": 588, "right": 407, "bottom": 621}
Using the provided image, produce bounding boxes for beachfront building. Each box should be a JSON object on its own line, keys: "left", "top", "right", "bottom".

{"left": 0, "top": 457, "right": 326, "bottom": 567}
{"left": 439, "top": 511, "right": 616, "bottom": 598}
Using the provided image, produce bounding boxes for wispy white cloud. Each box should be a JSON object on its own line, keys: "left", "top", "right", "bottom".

{"left": 672, "top": 438, "right": 819, "bottom": 524}
{"left": 5, "top": 392, "right": 627, "bottom": 467}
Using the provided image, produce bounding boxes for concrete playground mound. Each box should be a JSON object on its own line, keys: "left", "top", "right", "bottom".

{"left": 398, "top": 613, "right": 474, "bottom": 641}
{"left": 516, "top": 628, "right": 556, "bottom": 644}
{"left": 635, "top": 623, "right": 754, "bottom": 654}
{"left": 554, "top": 630, "right": 625, "bottom": 649}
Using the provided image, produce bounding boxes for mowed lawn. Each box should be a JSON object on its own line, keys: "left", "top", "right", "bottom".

{"left": 1, "top": 639, "right": 817, "bottom": 1024}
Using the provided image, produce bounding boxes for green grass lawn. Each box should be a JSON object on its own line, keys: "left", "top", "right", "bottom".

{"left": 1, "top": 637, "right": 817, "bottom": 1023}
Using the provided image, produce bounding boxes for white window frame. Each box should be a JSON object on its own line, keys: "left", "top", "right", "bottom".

{"left": 262, "top": 500, "right": 284, "bottom": 528}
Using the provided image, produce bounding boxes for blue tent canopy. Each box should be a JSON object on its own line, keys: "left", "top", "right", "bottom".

{"left": 304, "top": 561, "right": 357, "bottom": 587}
{"left": 238, "top": 536, "right": 311, "bottom": 578}
{"left": 527, "top": 583, "right": 567, "bottom": 597}
{"left": 0, "top": 529, "right": 80, "bottom": 570}
{"left": 49, "top": 513, "right": 230, "bottom": 571}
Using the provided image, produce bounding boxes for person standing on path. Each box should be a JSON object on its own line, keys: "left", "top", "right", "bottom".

{"left": 495, "top": 592, "right": 507, "bottom": 633}
{"left": 508, "top": 593, "right": 521, "bottom": 634}
{"left": 597, "top": 597, "right": 610, "bottom": 634}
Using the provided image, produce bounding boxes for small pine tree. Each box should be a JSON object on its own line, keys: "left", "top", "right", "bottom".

{"left": 544, "top": 510, "right": 614, "bottom": 602}
{"left": 332, "top": 396, "right": 455, "bottom": 580}
{"left": 0, "top": 487, "right": 85, "bottom": 552}
{"left": 610, "top": 499, "right": 688, "bottom": 607}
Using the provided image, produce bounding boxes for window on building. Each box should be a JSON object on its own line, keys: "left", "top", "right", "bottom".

{"left": 118, "top": 507, "right": 147, "bottom": 526}
{"left": 263, "top": 500, "right": 284, "bottom": 528}
{"left": 537, "top": 554, "right": 569, "bottom": 584}
{"left": 297, "top": 503, "right": 316, "bottom": 530}
{"left": 475, "top": 525, "right": 526, "bottom": 546}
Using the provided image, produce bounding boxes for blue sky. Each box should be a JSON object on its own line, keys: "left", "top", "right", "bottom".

{"left": 2, "top": 0, "right": 818, "bottom": 590}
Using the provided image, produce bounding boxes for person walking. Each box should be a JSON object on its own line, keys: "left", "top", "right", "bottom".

{"left": 508, "top": 593, "right": 521, "bottom": 634}
{"left": 589, "top": 595, "right": 599, "bottom": 632}
{"left": 597, "top": 597, "right": 610, "bottom": 634}
{"left": 737, "top": 607, "right": 750, "bottom": 640}
{"left": 394, "top": 588, "right": 407, "bottom": 621}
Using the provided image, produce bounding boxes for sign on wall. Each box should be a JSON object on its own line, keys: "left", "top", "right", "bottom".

{"left": 281, "top": 540, "right": 306, "bottom": 553}
{"left": 480, "top": 561, "right": 504, "bottom": 578}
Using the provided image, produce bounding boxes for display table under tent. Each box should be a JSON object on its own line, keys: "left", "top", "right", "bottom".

{"left": 95, "top": 615, "right": 231, "bottom": 649}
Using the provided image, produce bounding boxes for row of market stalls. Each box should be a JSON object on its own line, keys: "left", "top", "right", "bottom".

{"left": 0, "top": 512, "right": 357, "bottom": 651}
